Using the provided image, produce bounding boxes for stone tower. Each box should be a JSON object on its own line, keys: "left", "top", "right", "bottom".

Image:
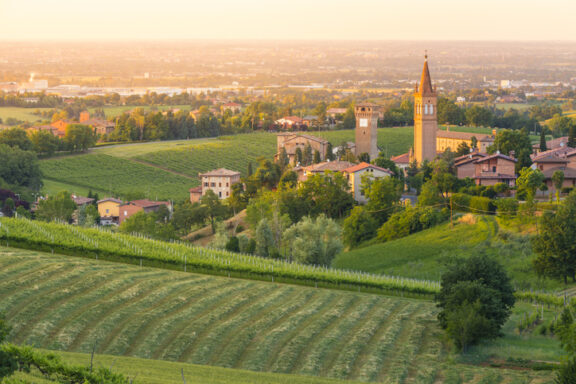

{"left": 413, "top": 54, "right": 437, "bottom": 164}
{"left": 354, "top": 103, "right": 379, "bottom": 160}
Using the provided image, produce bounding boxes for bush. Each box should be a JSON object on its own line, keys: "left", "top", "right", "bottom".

{"left": 496, "top": 198, "right": 519, "bottom": 217}
{"left": 377, "top": 206, "right": 448, "bottom": 242}
{"left": 469, "top": 196, "right": 495, "bottom": 214}
{"left": 562, "top": 187, "right": 574, "bottom": 195}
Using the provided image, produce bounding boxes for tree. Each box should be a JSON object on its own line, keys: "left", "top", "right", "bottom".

{"left": 255, "top": 218, "right": 276, "bottom": 257}
{"left": 363, "top": 176, "right": 402, "bottom": 225}
{"left": 436, "top": 254, "right": 515, "bottom": 351}
{"left": 0, "top": 127, "right": 32, "bottom": 150}
{"left": 570, "top": 125, "right": 576, "bottom": 148}
{"left": 278, "top": 147, "right": 290, "bottom": 169}
{"left": 298, "top": 172, "right": 355, "bottom": 219}
{"left": 28, "top": 130, "right": 60, "bottom": 156}
{"left": 325, "top": 142, "right": 335, "bottom": 161}
{"left": 552, "top": 170, "right": 565, "bottom": 202}
{"left": 342, "top": 206, "right": 378, "bottom": 248}
{"left": 489, "top": 129, "right": 533, "bottom": 171}
{"left": 283, "top": 215, "right": 342, "bottom": 265}
{"left": 540, "top": 130, "right": 548, "bottom": 152}
{"left": 64, "top": 124, "right": 95, "bottom": 152}
{"left": 516, "top": 167, "right": 545, "bottom": 203}
{"left": 36, "top": 191, "right": 76, "bottom": 222}
{"left": 313, "top": 150, "right": 321, "bottom": 164}
{"left": 548, "top": 114, "right": 574, "bottom": 137}
{"left": 556, "top": 357, "right": 576, "bottom": 384}
{"left": 0, "top": 312, "right": 16, "bottom": 380}
{"left": 303, "top": 143, "right": 313, "bottom": 165}
{"left": 171, "top": 201, "right": 208, "bottom": 235}
{"left": 200, "top": 190, "right": 230, "bottom": 234}
{"left": 455, "top": 141, "right": 470, "bottom": 157}
{"left": 295, "top": 147, "right": 303, "bottom": 165}
{"left": 465, "top": 105, "right": 493, "bottom": 127}
{"left": 0, "top": 144, "right": 43, "bottom": 190}
{"left": 358, "top": 152, "right": 370, "bottom": 163}
{"left": 533, "top": 193, "right": 576, "bottom": 284}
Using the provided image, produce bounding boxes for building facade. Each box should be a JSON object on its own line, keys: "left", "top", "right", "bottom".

{"left": 197, "top": 168, "right": 241, "bottom": 200}
{"left": 413, "top": 55, "right": 437, "bottom": 164}
{"left": 275, "top": 133, "right": 329, "bottom": 165}
{"left": 342, "top": 162, "right": 392, "bottom": 204}
{"left": 354, "top": 103, "right": 379, "bottom": 161}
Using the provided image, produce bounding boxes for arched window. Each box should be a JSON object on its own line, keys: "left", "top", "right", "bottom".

{"left": 424, "top": 104, "right": 428, "bottom": 115}
{"left": 430, "top": 104, "right": 434, "bottom": 114}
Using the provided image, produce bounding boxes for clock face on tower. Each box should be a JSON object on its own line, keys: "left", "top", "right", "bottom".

{"left": 359, "top": 118, "right": 368, "bottom": 128}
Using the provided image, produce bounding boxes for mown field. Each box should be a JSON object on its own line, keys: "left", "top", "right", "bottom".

{"left": 0, "top": 106, "right": 54, "bottom": 123}
{"left": 333, "top": 216, "right": 564, "bottom": 292}
{"left": 0, "top": 247, "right": 557, "bottom": 383}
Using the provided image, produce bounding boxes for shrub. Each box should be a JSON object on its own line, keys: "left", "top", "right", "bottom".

{"left": 469, "top": 196, "right": 495, "bottom": 214}
{"left": 377, "top": 206, "right": 448, "bottom": 242}
{"left": 496, "top": 198, "right": 518, "bottom": 217}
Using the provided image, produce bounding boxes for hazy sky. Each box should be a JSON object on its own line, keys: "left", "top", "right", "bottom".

{"left": 1, "top": 0, "right": 575, "bottom": 41}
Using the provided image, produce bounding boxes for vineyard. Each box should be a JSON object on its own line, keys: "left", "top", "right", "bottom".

{"left": 0, "top": 247, "right": 556, "bottom": 383}
{"left": 0, "top": 217, "right": 568, "bottom": 306}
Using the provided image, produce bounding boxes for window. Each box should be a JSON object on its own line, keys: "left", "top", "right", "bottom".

{"left": 124, "top": 211, "right": 127, "bottom": 216}
{"left": 219, "top": 183, "right": 222, "bottom": 187}
{"left": 226, "top": 191, "right": 229, "bottom": 196}
{"left": 492, "top": 166, "right": 496, "bottom": 172}
{"left": 430, "top": 104, "right": 434, "bottom": 114}
{"left": 106, "top": 209, "right": 109, "bottom": 214}
{"left": 424, "top": 104, "right": 428, "bottom": 115}
{"left": 226, "top": 183, "right": 229, "bottom": 187}
{"left": 204, "top": 182, "right": 209, "bottom": 187}
{"left": 211, "top": 182, "right": 216, "bottom": 187}
{"left": 219, "top": 191, "right": 222, "bottom": 198}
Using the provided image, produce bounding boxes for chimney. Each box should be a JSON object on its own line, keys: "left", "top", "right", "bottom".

{"left": 509, "top": 150, "right": 515, "bottom": 159}
{"left": 446, "top": 125, "right": 450, "bottom": 132}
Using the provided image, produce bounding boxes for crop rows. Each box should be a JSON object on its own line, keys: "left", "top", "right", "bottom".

{"left": 0, "top": 248, "right": 553, "bottom": 383}
{"left": 0, "top": 217, "right": 441, "bottom": 296}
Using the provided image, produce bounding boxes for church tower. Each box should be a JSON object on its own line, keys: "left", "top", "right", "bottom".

{"left": 413, "top": 54, "right": 437, "bottom": 164}
{"left": 354, "top": 103, "right": 379, "bottom": 160}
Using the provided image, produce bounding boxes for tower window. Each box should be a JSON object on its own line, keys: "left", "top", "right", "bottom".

{"left": 430, "top": 104, "right": 434, "bottom": 114}
{"left": 424, "top": 104, "right": 429, "bottom": 115}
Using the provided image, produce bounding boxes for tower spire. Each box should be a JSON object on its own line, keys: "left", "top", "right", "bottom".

{"left": 418, "top": 52, "right": 435, "bottom": 96}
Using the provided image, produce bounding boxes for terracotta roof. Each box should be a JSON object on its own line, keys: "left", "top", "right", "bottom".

{"left": 474, "top": 153, "right": 517, "bottom": 163}
{"left": 532, "top": 146, "right": 576, "bottom": 162}
{"left": 454, "top": 152, "right": 487, "bottom": 163}
{"left": 199, "top": 168, "right": 241, "bottom": 177}
{"left": 189, "top": 186, "right": 202, "bottom": 193}
{"left": 532, "top": 136, "right": 569, "bottom": 150}
{"left": 303, "top": 161, "right": 355, "bottom": 173}
{"left": 391, "top": 152, "right": 410, "bottom": 164}
{"left": 417, "top": 56, "right": 435, "bottom": 96}
{"left": 72, "top": 196, "right": 95, "bottom": 206}
{"left": 126, "top": 199, "right": 169, "bottom": 208}
{"left": 282, "top": 133, "right": 328, "bottom": 145}
{"left": 437, "top": 130, "right": 490, "bottom": 140}
{"left": 97, "top": 198, "right": 123, "bottom": 204}
{"left": 533, "top": 156, "right": 569, "bottom": 164}
{"left": 342, "top": 162, "right": 392, "bottom": 174}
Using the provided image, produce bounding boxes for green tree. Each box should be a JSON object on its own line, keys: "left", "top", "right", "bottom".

{"left": 455, "top": 141, "right": 470, "bottom": 157}
{"left": 298, "top": 172, "right": 355, "bottom": 219}
{"left": 283, "top": 215, "right": 342, "bottom": 265}
{"left": 200, "top": 189, "right": 230, "bottom": 234}
{"left": 436, "top": 254, "right": 515, "bottom": 351}
{"left": 516, "top": 167, "right": 545, "bottom": 203}
{"left": 556, "top": 357, "right": 576, "bottom": 384}
{"left": 552, "top": 170, "right": 565, "bottom": 203}
{"left": 540, "top": 130, "right": 548, "bottom": 152}
{"left": 570, "top": 125, "right": 576, "bottom": 148}
{"left": 533, "top": 193, "right": 576, "bottom": 284}
{"left": 171, "top": 201, "right": 208, "bottom": 235}
{"left": 465, "top": 105, "right": 493, "bottom": 127}
{"left": 342, "top": 106, "right": 356, "bottom": 129}
{"left": 0, "top": 312, "right": 16, "bottom": 380}
{"left": 36, "top": 191, "right": 76, "bottom": 222}
{"left": 295, "top": 147, "right": 303, "bottom": 165}
{"left": 325, "top": 142, "right": 335, "bottom": 161}
{"left": 64, "top": 124, "right": 96, "bottom": 152}
{"left": 303, "top": 143, "right": 313, "bottom": 165}
{"left": 28, "top": 129, "right": 60, "bottom": 156}
{"left": 357, "top": 152, "right": 370, "bottom": 163}
{"left": 342, "top": 206, "right": 378, "bottom": 248}
{"left": 278, "top": 147, "right": 289, "bottom": 168}
{"left": 0, "top": 144, "right": 43, "bottom": 190}
{"left": 363, "top": 176, "right": 402, "bottom": 225}
{"left": 0, "top": 127, "right": 32, "bottom": 150}
{"left": 489, "top": 129, "right": 532, "bottom": 171}
{"left": 255, "top": 218, "right": 276, "bottom": 257}
{"left": 313, "top": 149, "right": 321, "bottom": 164}
{"left": 548, "top": 114, "right": 574, "bottom": 137}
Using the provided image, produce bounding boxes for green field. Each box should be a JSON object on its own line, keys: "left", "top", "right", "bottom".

{"left": 0, "top": 247, "right": 558, "bottom": 383}
{"left": 333, "top": 216, "right": 563, "bottom": 292}
{"left": 0, "top": 107, "right": 53, "bottom": 124}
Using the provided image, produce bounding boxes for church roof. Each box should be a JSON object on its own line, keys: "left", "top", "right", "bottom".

{"left": 417, "top": 55, "right": 436, "bottom": 96}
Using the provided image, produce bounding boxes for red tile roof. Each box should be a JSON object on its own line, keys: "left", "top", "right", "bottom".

{"left": 343, "top": 162, "right": 392, "bottom": 175}
{"left": 199, "top": 168, "right": 241, "bottom": 177}
{"left": 391, "top": 152, "right": 410, "bottom": 164}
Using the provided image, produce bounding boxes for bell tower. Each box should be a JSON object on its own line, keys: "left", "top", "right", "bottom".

{"left": 354, "top": 103, "right": 379, "bottom": 161}
{"left": 413, "top": 54, "right": 437, "bottom": 164}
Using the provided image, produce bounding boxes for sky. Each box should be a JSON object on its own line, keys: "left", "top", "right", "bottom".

{"left": 1, "top": 0, "right": 575, "bottom": 41}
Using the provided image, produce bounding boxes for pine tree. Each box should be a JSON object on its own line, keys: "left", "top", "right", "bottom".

{"left": 325, "top": 142, "right": 335, "bottom": 161}
{"left": 313, "top": 150, "right": 321, "bottom": 164}
{"left": 569, "top": 125, "right": 575, "bottom": 148}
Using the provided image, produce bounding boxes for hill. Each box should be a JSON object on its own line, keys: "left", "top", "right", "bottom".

{"left": 333, "top": 215, "right": 563, "bottom": 292}
{"left": 0, "top": 247, "right": 557, "bottom": 383}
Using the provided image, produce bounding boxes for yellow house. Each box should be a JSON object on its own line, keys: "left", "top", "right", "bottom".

{"left": 97, "top": 198, "right": 123, "bottom": 218}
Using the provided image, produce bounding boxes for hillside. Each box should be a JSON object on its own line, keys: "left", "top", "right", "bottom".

{"left": 0, "top": 247, "right": 557, "bottom": 383}
{"left": 333, "top": 216, "right": 563, "bottom": 292}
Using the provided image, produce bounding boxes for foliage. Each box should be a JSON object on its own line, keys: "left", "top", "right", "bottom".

{"left": 488, "top": 129, "right": 533, "bottom": 171}
{"left": 555, "top": 357, "right": 576, "bottom": 384}
{"left": 533, "top": 193, "right": 576, "bottom": 284}
{"left": 64, "top": 124, "right": 96, "bottom": 152}
{"left": 0, "top": 128, "right": 32, "bottom": 151}
{"left": 342, "top": 206, "right": 378, "bottom": 248}
{"left": 298, "top": 172, "right": 354, "bottom": 219}
{"left": 516, "top": 167, "right": 545, "bottom": 202}
{"left": 377, "top": 206, "right": 448, "bottom": 243}
{"left": 119, "top": 210, "right": 175, "bottom": 241}
{"left": 201, "top": 190, "right": 230, "bottom": 234}
{"left": 0, "top": 144, "right": 43, "bottom": 190}
{"left": 496, "top": 198, "right": 519, "bottom": 217}
{"left": 171, "top": 201, "right": 208, "bottom": 235}
{"left": 436, "top": 254, "right": 515, "bottom": 350}
{"left": 283, "top": 215, "right": 343, "bottom": 265}
{"left": 552, "top": 170, "right": 565, "bottom": 202}
{"left": 363, "top": 175, "right": 402, "bottom": 225}
{"left": 36, "top": 191, "right": 76, "bottom": 222}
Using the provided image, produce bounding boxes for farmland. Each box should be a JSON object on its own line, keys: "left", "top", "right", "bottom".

{"left": 333, "top": 216, "right": 565, "bottom": 292}
{"left": 0, "top": 247, "right": 558, "bottom": 383}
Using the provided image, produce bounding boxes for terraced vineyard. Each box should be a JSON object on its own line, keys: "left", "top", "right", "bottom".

{"left": 0, "top": 247, "right": 555, "bottom": 383}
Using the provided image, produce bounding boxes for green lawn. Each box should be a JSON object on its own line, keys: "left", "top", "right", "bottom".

{"left": 0, "top": 247, "right": 558, "bottom": 383}
{"left": 0, "top": 107, "right": 53, "bottom": 123}
{"left": 333, "top": 216, "right": 564, "bottom": 292}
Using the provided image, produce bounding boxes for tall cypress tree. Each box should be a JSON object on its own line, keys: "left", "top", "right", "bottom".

{"left": 569, "top": 125, "right": 576, "bottom": 148}
{"left": 539, "top": 130, "right": 547, "bottom": 152}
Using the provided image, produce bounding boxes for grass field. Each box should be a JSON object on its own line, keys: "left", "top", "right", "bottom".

{"left": 0, "top": 107, "right": 53, "bottom": 124}
{"left": 333, "top": 216, "right": 564, "bottom": 292}
{"left": 0, "top": 247, "right": 558, "bottom": 383}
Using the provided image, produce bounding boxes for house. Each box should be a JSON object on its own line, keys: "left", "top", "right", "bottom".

{"left": 79, "top": 111, "right": 116, "bottom": 136}
{"left": 189, "top": 186, "right": 203, "bottom": 204}
{"left": 302, "top": 115, "right": 319, "bottom": 126}
{"left": 27, "top": 125, "right": 66, "bottom": 138}
{"left": 274, "top": 116, "right": 303, "bottom": 130}
{"left": 50, "top": 119, "right": 74, "bottom": 133}
{"left": 472, "top": 153, "right": 517, "bottom": 186}
{"left": 532, "top": 136, "right": 569, "bottom": 155}
{"left": 275, "top": 133, "right": 329, "bottom": 165}
{"left": 391, "top": 151, "right": 412, "bottom": 172}
{"left": 531, "top": 146, "right": 576, "bottom": 193}
{"left": 97, "top": 198, "right": 123, "bottom": 225}
{"left": 295, "top": 161, "right": 356, "bottom": 183}
{"left": 72, "top": 196, "right": 95, "bottom": 207}
{"left": 436, "top": 129, "right": 494, "bottom": 153}
{"left": 196, "top": 168, "right": 241, "bottom": 200}
{"left": 342, "top": 162, "right": 392, "bottom": 203}
{"left": 454, "top": 151, "right": 487, "bottom": 179}
{"left": 221, "top": 102, "right": 242, "bottom": 114}
{"left": 118, "top": 199, "right": 172, "bottom": 225}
